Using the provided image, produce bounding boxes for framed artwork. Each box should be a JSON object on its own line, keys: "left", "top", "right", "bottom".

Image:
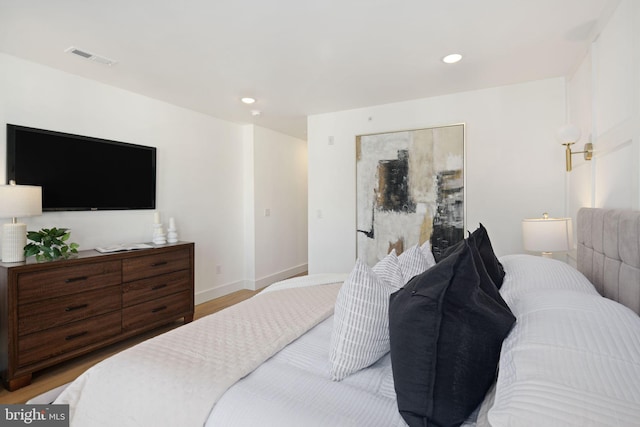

{"left": 356, "top": 124, "right": 465, "bottom": 265}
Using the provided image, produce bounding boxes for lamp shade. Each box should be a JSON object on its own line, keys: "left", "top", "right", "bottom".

{"left": 556, "top": 124, "right": 581, "bottom": 144}
{"left": 0, "top": 184, "right": 42, "bottom": 218}
{"left": 522, "top": 215, "right": 572, "bottom": 253}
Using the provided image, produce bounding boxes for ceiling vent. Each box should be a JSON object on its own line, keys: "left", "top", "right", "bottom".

{"left": 64, "top": 47, "right": 117, "bottom": 66}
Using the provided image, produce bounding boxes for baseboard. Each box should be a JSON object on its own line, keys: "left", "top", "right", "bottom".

{"left": 194, "top": 280, "right": 246, "bottom": 305}
{"left": 252, "top": 263, "right": 309, "bottom": 291}
{"left": 195, "top": 264, "right": 308, "bottom": 304}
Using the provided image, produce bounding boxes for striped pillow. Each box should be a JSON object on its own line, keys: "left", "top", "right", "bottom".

{"left": 399, "top": 244, "right": 435, "bottom": 284}
{"left": 420, "top": 240, "right": 436, "bottom": 266}
{"left": 329, "top": 252, "right": 403, "bottom": 381}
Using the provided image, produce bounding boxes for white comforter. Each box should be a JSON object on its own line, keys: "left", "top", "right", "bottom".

{"left": 55, "top": 280, "right": 342, "bottom": 427}
{"left": 206, "top": 315, "right": 407, "bottom": 427}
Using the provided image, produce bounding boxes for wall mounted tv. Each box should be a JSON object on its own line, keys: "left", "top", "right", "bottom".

{"left": 6, "top": 124, "right": 156, "bottom": 211}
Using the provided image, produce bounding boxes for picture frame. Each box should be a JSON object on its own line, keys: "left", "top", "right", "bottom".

{"left": 356, "top": 123, "right": 465, "bottom": 265}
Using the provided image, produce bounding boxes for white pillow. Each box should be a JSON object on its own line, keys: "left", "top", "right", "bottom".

{"left": 420, "top": 240, "right": 437, "bottom": 266}
{"left": 329, "top": 252, "right": 403, "bottom": 381}
{"left": 489, "top": 290, "right": 640, "bottom": 427}
{"left": 499, "top": 254, "right": 598, "bottom": 311}
{"left": 398, "top": 244, "right": 434, "bottom": 284}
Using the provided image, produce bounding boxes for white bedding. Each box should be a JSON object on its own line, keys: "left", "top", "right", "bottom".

{"left": 207, "top": 314, "right": 482, "bottom": 427}
{"left": 206, "top": 315, "right": 405, "bottom": 427}
{"left": 488, "top": 290, "right": 640, "bottom": 426}
{"left": 49, "top": 254, "right": 639, "bottom": 427}
{"left": 55, "top": 281, "right": 342, "bottom": 427}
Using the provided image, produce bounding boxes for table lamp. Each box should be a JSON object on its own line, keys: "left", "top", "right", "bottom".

{"left": 522, "top": 212, "right": 572, "bottom": 258}
{"left": 0, "top": 181, "right": 42, "bottom": 262}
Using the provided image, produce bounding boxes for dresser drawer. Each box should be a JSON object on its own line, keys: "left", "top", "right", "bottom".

{"left": 122, "top": 290, "right": 191, "bottom": 331}
{"left": 18, "top": 260, "right": 121, "bottom": 304}
{"left": 122, "top": 270, "right": 191, "bottom": 308}
{"left": 122, "top": 249, "right": 190, "bottom": 282}
{"left": 18, "top": 286, "right": 121, "bottom": 336}
{"left": 18, "top": 311, "right": 122, "bottom": 367}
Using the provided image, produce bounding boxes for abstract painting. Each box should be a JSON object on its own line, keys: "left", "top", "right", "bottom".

{"left": 356, "top": 124, "right": 465, "bottom": 265}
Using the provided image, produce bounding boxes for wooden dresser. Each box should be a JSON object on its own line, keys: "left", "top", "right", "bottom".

{"left": 0, "top": 242, "right": 194, "bottom": 391}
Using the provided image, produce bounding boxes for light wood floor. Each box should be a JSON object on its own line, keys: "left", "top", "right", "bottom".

{"left": 0, "top": 289, "right": 260, "bottom": 404}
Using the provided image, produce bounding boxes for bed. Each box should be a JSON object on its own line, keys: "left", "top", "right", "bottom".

{"left": 49, "top": 208, "right": 640, "bottom": 426}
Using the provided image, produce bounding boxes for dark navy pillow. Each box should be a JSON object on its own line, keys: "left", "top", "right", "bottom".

{"left": 469, "top": 223, "right": 506, "bottom": 288}
{"left": 437, "top": 223, "right": 506, "bottom": 289}
{"left": 389, "top": 240, "right": 516, "bottom": 427}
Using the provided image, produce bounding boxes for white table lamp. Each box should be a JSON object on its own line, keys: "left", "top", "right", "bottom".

{"left": 0, "top": 181, "right": 42, "bottom": 262}
{"left": 522, "top": 213, "right": 572, "bottom": 258}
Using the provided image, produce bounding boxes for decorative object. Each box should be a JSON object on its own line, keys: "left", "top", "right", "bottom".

{"left": 24, "top": 227, "right": 79, "bottom": 262}
{"left": 522, "top": 212, "right": 572, "bottom": 258}
{"left": 152, "top": 211, "right": 167, "bottom": 245}
{"left": 356, "top": 124, "right": 465, "bottom": 265}
{"left": 0, "top": 181, "right": 42, "bottom": 262}
{"left": 167, "top": 217, "right": 178, "bottom": 243}
{"left": 557, "top": 124, "right": 593, "bottom": 172}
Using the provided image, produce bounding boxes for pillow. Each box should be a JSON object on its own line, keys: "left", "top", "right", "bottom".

{"left": 468, "top": 236, "right": 511, "bottom": 311}
{"left": 398, "top": 244, "right": 433, "bottom": 284}
{"left": 437, "top": 235, "right": 465, "bottom": 262}
{"left": 469, "top": 224, "right": 505, "bottom": 288}
{"left": 389, "top": 240, "right": 516, "bottom": 427}
{"left": 437, "top": 224, "right": 505, "bottom": 289}
{"left": 489, "top": 290, "right": 640, "bottom": 426}
{"left": 498, "top": 254, "right": 598, "bottom": 311}
{"left": 420, "top": 240, "right": 437, "bottom": 266}
{"left": 329, "top": 252, "right": 403, "bottom": 381}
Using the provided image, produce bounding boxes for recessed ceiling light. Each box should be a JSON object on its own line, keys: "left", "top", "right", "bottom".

{"left": 241, "top": 97, "right": 256, "bottom": 104}
{"left": 442, "top": 53, "right": 462, "bottom": 64}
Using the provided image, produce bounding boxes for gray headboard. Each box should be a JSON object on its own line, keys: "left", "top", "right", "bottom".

{"left": 577, "top": 208, "right": 640, "bottom": 315}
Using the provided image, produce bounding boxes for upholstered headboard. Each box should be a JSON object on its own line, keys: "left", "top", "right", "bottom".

{"left": 577, "top": 208, "right": 640, "bottom": 315}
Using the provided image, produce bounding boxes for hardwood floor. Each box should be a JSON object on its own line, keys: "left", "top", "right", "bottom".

{"left": 0, "top": 289, "right": 260, "bottom": 404}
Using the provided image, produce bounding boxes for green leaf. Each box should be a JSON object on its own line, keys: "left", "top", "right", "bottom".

{"left": 24, "top": 244, "right": 40, "bottom": 257}
{"left": 62, "top": 232, "right": 70, "bottom": 242}
{"left": 27, "top": 231, "right": 43, "bottom": 243}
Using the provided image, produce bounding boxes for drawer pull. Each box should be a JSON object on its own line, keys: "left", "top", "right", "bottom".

{"left": 151, "top": 305, "right": 167, "bottom": 313}
{"left": 65, "top": 276, "right": 88, "bottom": 283}
{"left": 65, "top": 304, "right": 89, "bottom": 312}
{"left": 151, "top": 261, "right": 168, "bottom": 267}
{"left": 151, "top": 284, "right": 168, "bottom": 291}
{"left": 65, "top": 331, "right": 88, "bottom": 341}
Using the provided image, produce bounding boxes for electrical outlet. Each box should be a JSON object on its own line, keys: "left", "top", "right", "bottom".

{"left": 216, "top": 265, "right": 222, "bottom": 274}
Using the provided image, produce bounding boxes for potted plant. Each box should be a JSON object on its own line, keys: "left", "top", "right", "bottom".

{"left": 24, "top": 227, "right": 80, "bottom": 262}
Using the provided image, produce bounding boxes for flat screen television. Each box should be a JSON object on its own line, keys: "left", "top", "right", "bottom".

{"left": 6, "top": 124, "right": 156, "bottom": 211}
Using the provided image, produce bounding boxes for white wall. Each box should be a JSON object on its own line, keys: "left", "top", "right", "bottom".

{"left": 243, "top": 125, "right": 308, "bottom": 289}
{"left": 308, "top": 78, "right": 567, "bottom": 273}
{"left": 0, "top": 53, "right": 307, "bottom": 302}
{"left": 567, "top": 0, "right": 640, "bottom": 215}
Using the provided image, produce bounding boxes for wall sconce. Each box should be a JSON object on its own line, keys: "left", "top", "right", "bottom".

{"left": 557, "top": 124, "right": 593, "bottom": 172}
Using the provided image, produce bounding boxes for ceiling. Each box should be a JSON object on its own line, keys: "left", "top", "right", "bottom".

{"left": 0, "top": 0, "right": 620, "bottom": 139}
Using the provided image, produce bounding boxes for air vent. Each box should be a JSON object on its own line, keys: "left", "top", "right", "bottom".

{"left": 64, "top": 46, "right": 117, "bottom": 66}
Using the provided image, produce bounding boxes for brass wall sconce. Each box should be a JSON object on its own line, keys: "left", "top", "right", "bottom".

{"left": 557, "top": 124, "right": 593, "bottom": 172}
